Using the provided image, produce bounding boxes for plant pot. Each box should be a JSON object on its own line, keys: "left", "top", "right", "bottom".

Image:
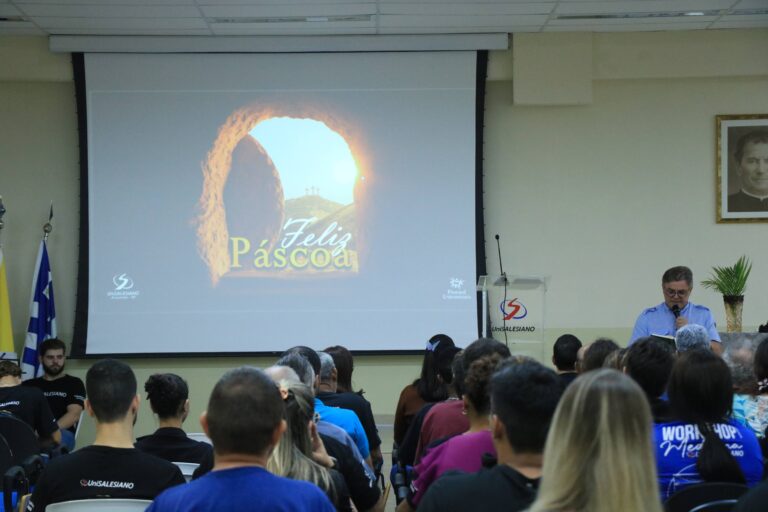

{"left": 723, "top": 295, "right": 744, "bottom": 333}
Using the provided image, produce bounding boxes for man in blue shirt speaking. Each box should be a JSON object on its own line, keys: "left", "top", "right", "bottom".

{"left": 630, "top": 266, "right": 722, "bottom": 354}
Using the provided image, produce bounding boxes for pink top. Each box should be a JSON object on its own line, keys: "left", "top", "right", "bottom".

{"left": 410, "top": 430, "right": 496, "bottom": 507}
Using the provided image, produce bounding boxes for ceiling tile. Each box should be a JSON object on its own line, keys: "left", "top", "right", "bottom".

{"left": 379, "top": 2, "right": 554, "bottom": 15}
{"left": 555, "top": 0, "right": 735, "bottom": 15}
{"left": 0, "top": 3, "right": 22, "bottom": 16}
{"left": 545, "top": 21, "right": 713, "bottom": 32}
{"left": 201, "top": 4, "right": 375, "bottom": 18}
{"left": 32, "top": 16, "right": 208, "bottom": 29}
{"left": 379, "top": 13, "right": 549, "bottom": 28}
{"left": 17, "top": 5, "right": 202, "bottom": 17}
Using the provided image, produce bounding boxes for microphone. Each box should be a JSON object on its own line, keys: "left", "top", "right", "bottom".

{"left": 671, "top": 305, "right": 680, "bottom": 318}
{"left": 495, "top": 234, "right": 505, "bottom": 278}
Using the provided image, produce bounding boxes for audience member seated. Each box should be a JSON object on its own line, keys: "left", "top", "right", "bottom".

{"left": 581, "top": 338, "right": 619, "bottom": 372}
{"left": 730, "top": 337, "right": 768, "bottom": 439}
{"left": 551, "top": 334, "right": 582, "bottom": 387}
{"left": 323, "top": 345, "right": 356, "bottom": 394}
{"left": 134, "top": 373, "right": 213, "bottom": 465}
{"left": 415, "top": 338, "right": 511, "bottom": 463}
{"left": 266, "top": 365, "right": 384, "bottom": 512}
{"left": 282, "top": 346, "right": 371, "bottom": 466}
{"left": 393, "top": 334, "right": 455, "bottom": 447}
{"left": 418, "top": 358, "right": 564, "bottom": 512}
{"left": 147, "top": 366, "right": 334, "bottom": 512}
{"left": 276, "top": 353, "right": 370, "bottom": 473}
{"left": 397, "top": 354, "right": 503, "bottom": 512}
{"left": 22, "top": 338, "right": 85, "bottom": 451}
{"left": 316, "top": 352, "right": 382, "bottom": 470}
{"left": 268, "top": 379, "right": 352, "bottom": 511}
{"left": 0, "top": 360, "right": 60, "bottom": 446}
{"left": 654, "top": 350, "right": 763, "bottom": 500}
{"left": 412, "top": 346, "right": 463, "bottom": 464}
{"left": 675, "top": 324, "right": 712, "bottom": 353}
{"left": 28, "top": 359, "right": 184, "bottom": 511}
{"left": 602, "top": 347, "right": 628, "bottom": 370}
{"left": 733, "top": 477, "right": 768, "bottom": 512}
{"left": 528, "top": 369, "right": 663, "bottom": 512}
{"left": 624, "top": 337, "right": 674, "bottom": 421}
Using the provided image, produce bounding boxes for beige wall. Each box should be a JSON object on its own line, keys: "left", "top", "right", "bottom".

{"left": 1, "top": 31, "right": 768, "bottom": 447}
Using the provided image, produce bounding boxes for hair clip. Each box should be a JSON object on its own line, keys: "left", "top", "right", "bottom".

{"left": 426, "top": 339, "right": 441, "bottom": 352}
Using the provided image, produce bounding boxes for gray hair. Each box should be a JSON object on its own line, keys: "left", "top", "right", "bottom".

{"left": 723, "top": 336, "right": 756, "bottom": 392}
{"left": 318, "top": 352, "right": 335, "bottom": 382}
{"left": 264, "top": 365, "right": 301, "bottom": 385}
{"left": 275, "top": 352, "right": 315, "bottom": 387}
{"left": 675, "top": 324, "right": 711, "bottom": 353}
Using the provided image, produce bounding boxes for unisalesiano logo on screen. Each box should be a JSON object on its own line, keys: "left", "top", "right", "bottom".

{"left": 108, "top": 273, "right": 141, "bottom": 300}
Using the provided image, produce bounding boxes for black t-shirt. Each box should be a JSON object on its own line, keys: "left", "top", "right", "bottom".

{"left": 733, "top": 479, "right": 768, "bottom": 512}
{"left": 26, "top": 445, "right": 185, "bottom": 511}
{"left": 134, "top": 427, "right": 213, "bottom": 465}
{"left": 321, "top": 433, "right": 380, "bottom": 511}
{"left": 417, "top": 464, "right": 540, "bottom": 512}
{"left": 317, "top": 391, "right": 380, "bottom": 449}
{"left": 23, "top": 375, "right": 85, "bottom": 433}
{"left": 0, "top": 385, "right": 58, "bottom": 438}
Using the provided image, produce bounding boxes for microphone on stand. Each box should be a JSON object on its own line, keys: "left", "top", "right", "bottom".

{"left": 495, "top": 234, "right": 508, "bottom": 345}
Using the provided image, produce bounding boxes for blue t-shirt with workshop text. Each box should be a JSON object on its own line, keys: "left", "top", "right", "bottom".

{"left": 653, "top": 419, "right": 763, "bottom": 500}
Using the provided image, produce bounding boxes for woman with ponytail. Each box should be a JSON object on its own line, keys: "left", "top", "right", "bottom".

{"left": 135, "top": 373, "right": 212, "bottom": 465}
{"left": 655, "top": 349, "right": 763, "bottom": 499}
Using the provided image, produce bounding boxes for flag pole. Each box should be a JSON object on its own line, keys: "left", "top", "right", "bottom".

{"left": 43, "top": 202, "right": 53, "bottom": 241}
{"left": 0, "top": 195, "right": 6, "bottom": 244}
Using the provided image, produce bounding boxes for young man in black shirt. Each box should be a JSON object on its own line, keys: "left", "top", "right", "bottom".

{"left": 0, "top": 360, "right": 60, "bottom": 445}
{"left": 27, "top": 359, "right": 184, "bottom": 511}
{"left": 418, "top": 359, "right": 564, "bottom": 512}
{"left": 23, "top": 338, "right": 85, "bottom": 450}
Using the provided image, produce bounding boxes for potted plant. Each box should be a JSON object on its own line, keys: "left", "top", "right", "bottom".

{"left": 701, "top": 255, "right": 752, "bottom": 332}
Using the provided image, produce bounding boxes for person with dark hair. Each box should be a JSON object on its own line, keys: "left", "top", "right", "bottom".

{"left": 728, "top": 130, "right": 768, "bottom": 212}
{"left": 282, "top": 347, "right": 371, "bottom": 466}
{"left": 393, "top": 334, "right": 455, "bottom": 446}
{"left": 28, "top": 360, "right": 184, "bottom": 511}
{"left": 324, "top": 345, "right": 355, "bottom": 394}
{"left": 148, "top": 366, "right": 334, "bottom": 512}
{"left": 135, "top": 373, "right": 213, "bottom": 465}
{"left": 418, "top": 359, "right": 563, "bottom": 512}
{"left": 581, "top": 338, "right": 619, "bottom": 373}
{"left": 732, "top": 336, "right": 768, "bottom": 438}
{"left": 317, "top": 352, "right": 382, "bottom": 470}
{"left": 602, "top": 347, "right": 628, "bottom": 371}
{"left": 0, "top": 360, "right": 60, "bottom": 445}
{"left": 397, "top": 354, "right": 504, "bottom": 512}
{"left": 654, "top": 350, "right": 763, "bottom": 499}
{"left": 624, "top": 337, "right": 674, "bottom": 421}
{"left": 414, "top": 339, "right": 510, "bottom": 464}
{"left": 552, "top": 334, "right": 582, "bottom": 386}
{"left": 23, "top": 337, "right": 85, "bottom": 450}
{"left": 631, "top": 266, "right": 721, "bottom": 353}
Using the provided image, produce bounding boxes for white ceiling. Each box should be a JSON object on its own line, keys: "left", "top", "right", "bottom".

{"left": 0, "top": 0, "right": 766, "bottom": 37}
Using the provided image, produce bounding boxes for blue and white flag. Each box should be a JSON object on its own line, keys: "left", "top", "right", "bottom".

{"left": 21, "top": 240, "right": 56, "bottom": 380}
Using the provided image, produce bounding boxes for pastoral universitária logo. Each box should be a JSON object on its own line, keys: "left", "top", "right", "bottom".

{"left": 443, "top": 277, "right": 471, "bottom": 300}
{"left": 108, "top": 273, "right": 140, "bottom": 300}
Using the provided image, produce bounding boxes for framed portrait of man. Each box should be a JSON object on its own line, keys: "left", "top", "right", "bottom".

{"left": 716, "top": 114, "right": 768, "bottom": 223}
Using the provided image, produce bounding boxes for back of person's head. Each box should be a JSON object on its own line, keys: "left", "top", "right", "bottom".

{"left": 324, "top": 345, "right": 354, "bottom": 393}
{"left": 39, "top": 337, "right": 66, "bottom": 356}
{"left": 86, "top": 359, "right": 137, "bottom": 423}
{"left": 451, "top": 351, "right": 466, "bottom": 397}
{"left": 675, "top": 324, "right": 711, "bottom": 353}
{"left": 282, "top": 346, "right": 321, "bottom": 377}
{"left": 276, "top": 352, "right": 315, "bottom": 387}
{"left": 463, "top": 354, "right": 503, "bottom": 416}
{"left": 753, "top": 337, "right": 768, "bottom": 387}
{"left": 667, "top": 350, "right": 745, "bottom": 484}
{"left": 625, "top": 337, "right": 674, "bottom": 399}
{"left": 602, "top": 347, "right": 628, "bottom": 370}
{"left": 144, "top": 373, "right": 189, "bottom": 420}
{"left": 206, "top": 366, "right": 284, "bottom": 457}
{"left": 0, "top": 360, "right": 21, "bottom": 379}
{"left": 529, "top": 369, "right": 661, "bottom": 512}
{"left": 435, "top": 345, "right": 461, "bottom": 387}
{"left": 268, "top": 380, "right": 335, "bottom": 498}
{"left": 415, "top": 333, "right": 456, "bottom": 402}
{"left": 723, "top": 336, "right": 757, "bottom": 394}
{"left": 317, "top": 352, "right": 335, "bottom": 384}
{"left": 264, "top": 365, "right": 301, "bottom": 385}
{"left": 462, "top": 337, "right": 511, "bottom": 372}
{"left": 582, "top": 338, "right": 619, "bottom": 372}
{"left": 491, "top": 359, "right": 563, "bottom": 454}
{"left": 552, "top": 334, "right": 582, "bottom": 372}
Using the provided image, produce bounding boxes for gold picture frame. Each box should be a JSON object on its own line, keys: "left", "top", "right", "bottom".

{"left": 716, "top": 114, "right": 768, "bottom": 223}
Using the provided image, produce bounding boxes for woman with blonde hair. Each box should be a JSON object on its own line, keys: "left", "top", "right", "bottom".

{"left": 528, "top": 369, "right": 662, "bottom": 512}
{"left": 267, "top": 380, "right": 351, "bottom": 512}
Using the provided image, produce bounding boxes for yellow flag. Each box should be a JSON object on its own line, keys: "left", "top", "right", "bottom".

{"left": 0, "top": 248, "right": 15, "bottom": 355}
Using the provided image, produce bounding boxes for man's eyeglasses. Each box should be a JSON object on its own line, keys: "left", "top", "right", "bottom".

{"left": 664, "top": 288, "right": 690, "bottom": 298}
